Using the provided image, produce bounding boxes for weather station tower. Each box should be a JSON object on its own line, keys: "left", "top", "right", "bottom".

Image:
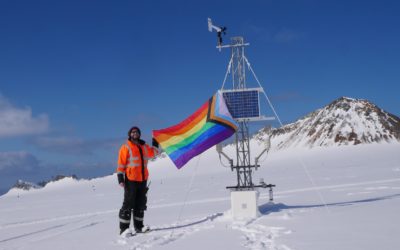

{"left": 208, "top": 18, "right": 277, "bottom": 218}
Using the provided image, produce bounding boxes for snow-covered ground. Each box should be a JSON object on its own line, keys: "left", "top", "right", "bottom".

{"left": 1, "top": 142, "right": 400, "bottom": 249}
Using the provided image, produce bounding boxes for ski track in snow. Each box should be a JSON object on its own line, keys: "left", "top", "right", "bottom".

{"left": 0, "top": 215, "right": 103, "bottom": 244}
{"left": 115, "top": 214, "right": 220, "bottom": 249}
{"left": 24, "top": 220, "right": 104, "bottom": 244}
{"left": 2, "top": 177, "right": 400, "bottom": 249}
{"left": 112, "top": 177, "right": 400, "bottom": 249}
{"left": 0, "top": 210, "right": 114, "bottom": 230}
{"left": 4, "top": 177, "right": 399, "bottom": 231}
{"left": 115, "top": 213, "right": 292, "bottom": 250}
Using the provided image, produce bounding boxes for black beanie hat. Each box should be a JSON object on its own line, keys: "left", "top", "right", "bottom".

{"left": 128, "top": 126, "right": 141, "bottom": 137}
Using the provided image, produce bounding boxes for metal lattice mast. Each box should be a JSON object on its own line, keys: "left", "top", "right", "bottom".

{"left": 209, "top": 18, "right": 276, "bottom": 202}
{"left": 230, "top": 37, "right": 253, "bottom": 188}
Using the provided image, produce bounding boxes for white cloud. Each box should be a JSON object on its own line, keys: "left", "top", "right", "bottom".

{"left": 29, "top": 136, "right": 120, "bottom": 155}
{"left": 0, "top": 94, "right": 49, "bottom": 137}
{"left": 30, "top": 136, "right": 90, "bottom": 155}
{"left": 0, "top": 151, "right": 40, "bottom": 172}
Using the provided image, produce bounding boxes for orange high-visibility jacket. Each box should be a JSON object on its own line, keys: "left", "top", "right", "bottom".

{"left": 117, "top": 140, "right": 159, "bottom": 182}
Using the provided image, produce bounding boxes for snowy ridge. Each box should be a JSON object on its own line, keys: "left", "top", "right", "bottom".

{"left": 256, "top": 96, "right": 400, "bottom": 149}
{"left": 6, "top": 176, "right": 79, "bottom": 195}
{"left": 11, "top": 180, "right": 42, "bottom": 191}
{"left": 1, "top": 97, "right": 400, "bottom": 249}
{"left": 0, "top": 142, "right": 400, "bottom": 249}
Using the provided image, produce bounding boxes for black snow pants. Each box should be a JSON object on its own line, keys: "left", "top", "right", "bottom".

{"left": 119, "top": 180, "right": 148, "bottom": 234}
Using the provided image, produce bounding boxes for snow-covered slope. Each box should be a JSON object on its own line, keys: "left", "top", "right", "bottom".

{"left": 7, "top": 175, "right": 79, "bottom": 194}
{"left": 256, "top": 97, "right": 400, "bottom": 149}
{"left": 1, "top": 96, "right": 400, "bottom": 249}
{"left": 1, "top": 142, "right": 400, "bottom": 250}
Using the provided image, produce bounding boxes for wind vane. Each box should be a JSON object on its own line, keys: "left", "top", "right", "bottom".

{"left": 208, "top": 18, "right": 227, "bottom": 51}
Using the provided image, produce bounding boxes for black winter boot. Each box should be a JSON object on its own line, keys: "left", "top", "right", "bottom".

{"left": 119, "top": 208, "right": 131, "bottom": 234}
{"left": 133, "top": 210, "right": 144, "bottom": 232}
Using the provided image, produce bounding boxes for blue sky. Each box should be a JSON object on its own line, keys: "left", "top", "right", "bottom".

{"left": 1, "top": 0, "right": 399, "bottom": 193}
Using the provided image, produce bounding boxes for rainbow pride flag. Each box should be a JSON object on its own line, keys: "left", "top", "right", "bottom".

{"left": 153, "top": 91, "right": 238, "bottom": 169}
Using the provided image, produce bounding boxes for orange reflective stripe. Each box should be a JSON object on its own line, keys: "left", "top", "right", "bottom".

{"left": 121, "top": 141, "right": 151, "bottom": 181}
{"left": 142, "top": 146, "right": 154, "bottom": 161}
{"left": 142, "top": 146, "right": 148, "bottom": 157}
{"left": 117, "top": 162, "right": 127, "bottom": 173}
{"left": 126, "top": 143, "right": 142, "bottom": 165}
{"left": 125, "top": 143, "right": 133, "bottom": 162}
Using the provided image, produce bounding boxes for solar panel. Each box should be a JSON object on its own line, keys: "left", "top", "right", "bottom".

{"left": 222, "top": 88, "right": 261, "bottom": 120}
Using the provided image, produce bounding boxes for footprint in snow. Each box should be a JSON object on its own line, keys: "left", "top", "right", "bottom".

{"left": 118, "top": 213, "right": 222, "bottom": 249}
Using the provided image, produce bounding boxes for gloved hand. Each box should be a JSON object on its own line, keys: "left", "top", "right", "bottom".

{"left": 152, "top": 138, "right": 159, "bottom": 148}
{"left": 117, "top": 173, "right": 125, "bottom": 187}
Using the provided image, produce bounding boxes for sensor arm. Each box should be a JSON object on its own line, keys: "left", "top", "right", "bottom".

{"left": 216, "top": 143, "right": 234, "bottom": 168}
{"left": 254, "top": 135, "right": 271, "bottom": 168}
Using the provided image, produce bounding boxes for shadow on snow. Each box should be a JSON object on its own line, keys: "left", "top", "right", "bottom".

{"left": 259, "top": 193, "right": 400, "bottom": 215}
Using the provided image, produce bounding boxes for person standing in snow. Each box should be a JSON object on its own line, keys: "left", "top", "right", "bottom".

{"left": 117, "top": 126, "right": 159, "bottom": 234}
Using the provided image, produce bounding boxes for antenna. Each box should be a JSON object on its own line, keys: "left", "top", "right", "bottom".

{"left": 207, "top": 18, "right": 227, "bottom": 51}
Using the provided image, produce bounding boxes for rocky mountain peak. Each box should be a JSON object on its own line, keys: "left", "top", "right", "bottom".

{"left": 12, "top": 180, "right": 42, "bottom": 191}
{"left": 256, "top": 97, "right": 400, "bottom": 149}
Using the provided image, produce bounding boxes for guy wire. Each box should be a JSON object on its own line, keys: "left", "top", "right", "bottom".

{"left": 170, "top": 154, "right": 201, "bottom": 237}
{"left": 245, "top": 56, "right": 330, "bottom": 213}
